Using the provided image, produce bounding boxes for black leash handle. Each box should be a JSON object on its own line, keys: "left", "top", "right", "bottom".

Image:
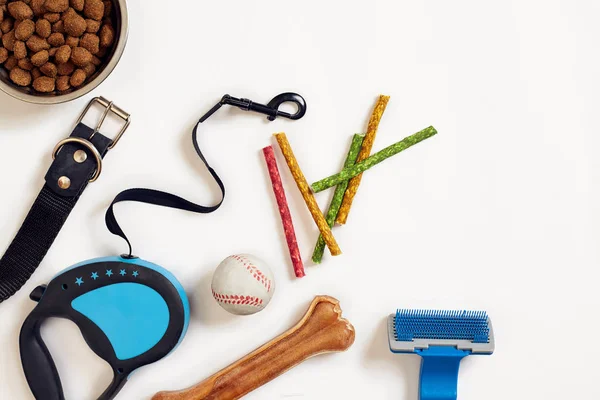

{"left": 106, "top": 93, "right": 307, "bottom": 257}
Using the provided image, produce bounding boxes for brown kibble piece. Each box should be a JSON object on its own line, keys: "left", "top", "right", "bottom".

{"left": 81, "top": 61, "right": 94, "bottom": 76}
{"left": 95, "top": 45, "right": 106, "bottom": 57}
{"left": 63, "top": 12, "right": 84, "bottom": 36}
{"left": 9, "top": 67, "right": 31, "bottom": 86}
{"left": 56, "top": 74, "right": 69, "bottom": 90}
{"left": 26, "top": 34, "right": 50, "bottom": 51}
{"left": 4, "top": 55, "right": 17, "bottom": 70}
{"left": 90, "top": 54, "right": 100, "bottom": 66}
{"left": 0, "top": 8, "right": 3, "bottom": 25}
{"left": 30, "top": 49, "right": 48, "bottom": 65}
{"left": 69, "top": 67, "right": 84, "bottom": 86}
{"left": 31, "top": 0, "right": 45, "bottom": 16}
{"left": 102, "top": 0, "right": 111, "bottom": 17}
{"left": 51, "top": 19, "right": 63, "bottom": 33}
{"left": 14, "top": 40, "right": 27, "bottom": 59}
{"left": 56, "top": 59, "right": 73, "bottom": 74}
{"left": 85, "top": 18, "right": 99, "bottom": 33}
{"left": 31, "top": 66, "right": 41, "bottom": 79}
{"left": 33, "top": 75, "right": 54, "bottom": 92}
{"left": 70, "top": 45, "right": 90, "bottom": 66}
{"left": 54, "top": 43, "right": 69, "bottom": 62}
{"left": 83, "top": 0, "right": 102, "bottom": 21}
{"left": 8, "top": 2, "right": 33, "bottom": 20}
{"left": 79, "top": 32, "right": 98, "bottom": 54}
{"left": 39, "top": 61, "right": 56, "bottom": 77}
{"left": 48, "top": 46, "right": 57, "bottom": 56}
{"left": 1, "top": 17, "right": 13, "bottom": 34}
{"left": 43, "top": 12, "right": 60, "bottom": 23}
{"left": 18, "top": 57, "right": 33, "bottom": 70}
{"left": 35, "top": 18, "right": 51, "bottom": 37}
{"left": 1, "top": 29, "right": 15, "bottom": 50}
{"left": 64, "top": 34, "right": 77, "bottom": 47}
{"left": 61, "top": 6, "right": 75, "bottom": 19}
{"left": 0, "top": 47, "right": 8, "bottom": 63}
{"left": 46, "top": 31, "right": 63, "bottom": 45}
{"left": 44, "top": 0, "right": 68, "bottom": 13}
{"left": 69, "top": 0, "right": 82, "bottom": 12}
{"left": 15, "top": 18, "right": 34, "bottom": 40}
{"left": 98, "top": 23, "right": 112, "bottom": 47}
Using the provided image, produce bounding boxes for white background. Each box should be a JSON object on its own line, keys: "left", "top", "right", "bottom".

{"left": 1, "top": 0, "right": 599, "bottom": 399}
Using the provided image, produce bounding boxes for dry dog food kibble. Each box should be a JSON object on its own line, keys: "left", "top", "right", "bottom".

{"left": 1, "top": 0, "right": 116, "bottom": 93}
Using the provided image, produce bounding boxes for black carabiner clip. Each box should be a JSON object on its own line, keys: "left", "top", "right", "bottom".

{"left": 199, "top": 92, "right": 307, "bottom": 123}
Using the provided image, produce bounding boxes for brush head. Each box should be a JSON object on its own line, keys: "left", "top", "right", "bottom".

{"left": 388, "top": 309, "right": 495, "bottom": 355}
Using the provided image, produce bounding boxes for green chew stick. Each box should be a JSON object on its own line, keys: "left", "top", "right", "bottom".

{"left": 311, "top": 126, "right": 438, "bottom": 193}
{"left": 312, "top": 134, "right": 365, "bottom": 264}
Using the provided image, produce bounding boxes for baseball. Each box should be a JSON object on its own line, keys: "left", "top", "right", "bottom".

{"left": 211, "top": 254, "right": 275, "bottom": 315}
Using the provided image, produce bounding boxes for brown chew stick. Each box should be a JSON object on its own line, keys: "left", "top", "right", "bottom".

{"left": 152, "top": 296, "right": 355, "bottom": 400}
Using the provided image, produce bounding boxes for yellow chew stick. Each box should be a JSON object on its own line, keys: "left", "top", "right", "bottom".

{"left": 336, "top": 95, "right": 390, "bottom": 225}
{"left": 274, "top": 133, "right": 342, "bottom": 256}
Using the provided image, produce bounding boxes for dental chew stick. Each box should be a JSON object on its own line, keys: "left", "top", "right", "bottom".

{"left": 274, "top": 133, "right": 342, "bottom": 256}
{"left": 311, "top": 134, "right": 364, "bottom": 264}
{"left": 336, "top": 95, "right": 390, "bottom": 224}
{"left": 311, "top": 126, "right": 438, "bottom": 192}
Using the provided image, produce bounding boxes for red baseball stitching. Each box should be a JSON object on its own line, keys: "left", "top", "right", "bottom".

{"left": 212, "top": 290, "right": 264, "bottom": 307}
{"left": 231, "top": 255, "right": 272, "bottom": 293}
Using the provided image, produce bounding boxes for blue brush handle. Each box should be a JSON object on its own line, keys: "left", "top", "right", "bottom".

{"left": 417, "top": 347, "right": 470, "bottom": 400}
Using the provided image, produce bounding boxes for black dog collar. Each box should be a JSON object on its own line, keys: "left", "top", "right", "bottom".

{"left": 0, "top": 97, "right": 130, "bottom": 303}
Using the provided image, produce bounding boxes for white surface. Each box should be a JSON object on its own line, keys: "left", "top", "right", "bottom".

{"left": 211, "top": 254, "right": 275, "bottom": 315}
{"left": 0, "top": 0, "right": 599, "bottom": 399}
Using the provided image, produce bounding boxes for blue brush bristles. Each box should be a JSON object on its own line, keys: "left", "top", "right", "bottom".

{"left": 394, "top": 309, "right": 490, "bottom": 344}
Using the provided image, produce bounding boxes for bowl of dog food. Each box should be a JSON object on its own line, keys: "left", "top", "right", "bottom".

{"left": 0, "top": 0, "right": 127, "bottom": 104}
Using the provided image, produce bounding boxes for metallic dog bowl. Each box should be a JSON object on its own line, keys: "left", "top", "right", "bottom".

{"left": 0, "top": 0, "right": 128, "bottom": 105}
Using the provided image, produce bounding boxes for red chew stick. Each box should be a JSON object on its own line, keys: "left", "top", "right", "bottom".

{"left": 262, "top": 146, "right": 305, "bottom": 278}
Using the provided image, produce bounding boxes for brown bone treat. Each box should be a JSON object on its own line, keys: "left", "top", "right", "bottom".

{"left": 0, "top": 47, "right": 8, "bottom": 63}
{"left": 69, "top": 0, "right": 82, "bottom": 11}
{"left": 83, "top": 0, "right": 103, "bottom": 21}
{"left": 15, "top": 18, "right": 34, "bottom": 40}
{"left": 2, "top": 29, "right": 15, "bottom": 50}
{"left": 4, "top": 54, "right": 17, "bottom": 70}
{"left": 69, "top": 67, "right": 84, "bottom": 86}
{"left": 47, "top": 31, "right": 63, "bottom": 45}
{"left": 44, "top": 0, "right": 68, "bottom": 13}
{"left": 17, "top": 57, "right": 33, "bottom": 70}
{"left": 10, "top": 67, "right": 31, "bottom": 86}
{"left": 30, "top": 49, "right": 48, "bottom": 65}
{"left": 33, "top": 75, "right": 54, "bottom": 92}
{"left": 31, "top": 0, "right": 45, "bottom": 16}
{"left": 8, "top": 1, "right": 33, "bottom": 20}
{"left": 152, "top": 296, "right": 355, "bottom": 400}
{"left": 63, "top": 12, "right": 84, "bottom": 36}
{"left": 39, "top": 61, "right": 56, "bottom": 77}
{"left": 56, "top": 59, "right": 73, "bottom": 75}
{"left": 35, "top": 18, "right": 50, "bottom": 37}
{"left": 13, "top": 40, "right": 27, "bottom": 59}
{"left": 53, "top": 43, "right": 69, "bottom": 62}
{"left": 43, "top": 12, "right": 59, "bottom": 23}
{"left": 55, "top": 74, "right": 69, "bottom": 90}
{"left": 26, "top": 34, "right": 49, "bottom": 51}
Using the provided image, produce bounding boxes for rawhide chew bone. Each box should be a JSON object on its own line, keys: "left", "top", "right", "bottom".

{"left": 336, "top": 95, "right": 390, "bottom": 224}
{"left": 152, "top": 295, "right": 355, "bottom": 400}
{"left": 274, "top": 132, "right": 342, "bottom": 256}
{"left": 262, "top": 145, "right": 305, "bottom": 278}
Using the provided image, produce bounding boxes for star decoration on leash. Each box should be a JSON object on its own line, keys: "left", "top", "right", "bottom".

{"left": 132, "top": 271, "right": 139, "bottom": 278}
{"left": 91, "top": 272, "right": 99, "bottom": 280}
{"left": 75, "top": 277, "right": 84, "bottom": 286}
{"left": 119, "top": 269, "right": 126, "bottom": 276}
{"left": 106, "top": 269, "right": 113, "bottom": 277}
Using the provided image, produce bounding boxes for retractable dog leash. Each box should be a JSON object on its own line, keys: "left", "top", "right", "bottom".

{"left": 16, "top": 92, "right": 306, "bottom": 400}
